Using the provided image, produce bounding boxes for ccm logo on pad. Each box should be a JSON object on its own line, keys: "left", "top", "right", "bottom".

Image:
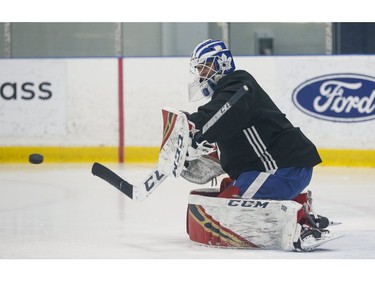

{"left": 292, "top": 73, "right": 375, "bottom": 122}
{"left": 227, "top": 199, "right": 269, "bottom": 208}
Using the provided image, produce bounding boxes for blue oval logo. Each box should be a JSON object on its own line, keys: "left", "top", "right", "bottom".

{"left": 292, "top": 73, "right": 375, "bottom": 122}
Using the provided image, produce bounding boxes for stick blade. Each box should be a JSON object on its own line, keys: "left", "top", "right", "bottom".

{"left": 92, "top": 162, "right": 133, "bottom": 199}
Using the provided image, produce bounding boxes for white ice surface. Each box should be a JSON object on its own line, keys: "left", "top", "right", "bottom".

{"left": 1, "top": 164, "right": 374, "bottom": 278}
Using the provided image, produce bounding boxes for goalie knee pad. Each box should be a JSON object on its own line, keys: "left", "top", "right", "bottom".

{"left": 218, "top": 177, "right": 240, "bottom": 198}
{"left": 219, "top": 177, "right": 232, "bottom": 192}
{"left": 218, "top": 185, "right": 240, "bottom": 198}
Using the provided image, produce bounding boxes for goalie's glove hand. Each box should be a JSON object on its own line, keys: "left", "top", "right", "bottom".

{"left": 186, "top": 131, "right": 216, "bottom": 162}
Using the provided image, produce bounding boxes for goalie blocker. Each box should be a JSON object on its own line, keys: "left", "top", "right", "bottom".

{"left": 158, "top": 107, "right": 218, "bottom": 179}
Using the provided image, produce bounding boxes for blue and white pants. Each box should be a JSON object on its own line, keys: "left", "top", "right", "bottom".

{"left": 232, "top": 167, "right": 313, "bottom": 200}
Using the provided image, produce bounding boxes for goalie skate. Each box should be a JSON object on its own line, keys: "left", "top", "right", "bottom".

{"left": 294, "top": 227, "right": 343, "bottom": 252}
{"left": 296, "top": 191, "right": 342, "bottom": 229}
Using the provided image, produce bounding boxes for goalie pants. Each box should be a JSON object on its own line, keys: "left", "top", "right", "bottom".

{"left": 231, "top": 167, "right": 313, "bottom": 200}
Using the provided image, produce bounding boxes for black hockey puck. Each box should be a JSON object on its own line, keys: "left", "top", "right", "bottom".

{"left": 29, "top": 153, "right": 44, "bottom": 164}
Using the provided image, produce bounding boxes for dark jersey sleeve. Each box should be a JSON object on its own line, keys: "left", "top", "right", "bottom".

{"left": 188, "top": 80, "right": 254, "bottom": 143}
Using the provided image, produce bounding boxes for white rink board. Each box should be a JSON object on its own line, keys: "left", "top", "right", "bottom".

{"left": 123, "top": 57, "right": 206, "bottom": 147}
{"left": 235, "top": 56, "right": 375, "bottom": 149}
{"left": 124, "top": 56, "right": 375, "bottom": 149}
{"left": 0, "top": 60, "right": 67, "bottom": 136}
{"left": 0, "top": 58, "right": 118, "bottom": 146}
{"left": 1, "top": 56, "right": 374, "bottom": 150}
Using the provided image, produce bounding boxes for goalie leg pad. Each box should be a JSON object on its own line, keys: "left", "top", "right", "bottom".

{"left": 187, "top": 188, "right": 302, "bottom": 251}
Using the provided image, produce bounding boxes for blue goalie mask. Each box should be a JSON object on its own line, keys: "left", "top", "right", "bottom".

{"left": 188, "top": 39, "right": 236, "bottom": 101}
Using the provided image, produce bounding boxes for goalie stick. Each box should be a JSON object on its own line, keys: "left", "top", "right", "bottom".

{"left": 92, "top": 85, "right": 249, "bottom": 201}
{"left": 91, "top": 162, "right": 166, "bottom": 201}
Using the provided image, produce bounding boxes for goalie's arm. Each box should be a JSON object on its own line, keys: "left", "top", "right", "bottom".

{"left": 188, "top": 85, "right": 251, "bottom": 143}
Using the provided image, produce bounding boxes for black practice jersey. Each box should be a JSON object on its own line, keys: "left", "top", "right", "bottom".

{"left": 188, "top": 70, "right": 322, "bottom": 179}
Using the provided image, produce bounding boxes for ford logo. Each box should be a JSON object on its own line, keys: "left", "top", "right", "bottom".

{"left": 292, "top": 73, "right": 375, "bottom": 122}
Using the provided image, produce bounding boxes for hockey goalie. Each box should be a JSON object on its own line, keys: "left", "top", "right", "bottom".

{"left": 158, "top": 39, "right": 341, "bottom": 251}
{"left": 159, "top": 107, "right": 340, "bottom": 252}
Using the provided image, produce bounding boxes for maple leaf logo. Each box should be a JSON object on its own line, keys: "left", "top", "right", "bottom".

{"left": 219, "top": 54, "right": 232, "bottom": 71}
